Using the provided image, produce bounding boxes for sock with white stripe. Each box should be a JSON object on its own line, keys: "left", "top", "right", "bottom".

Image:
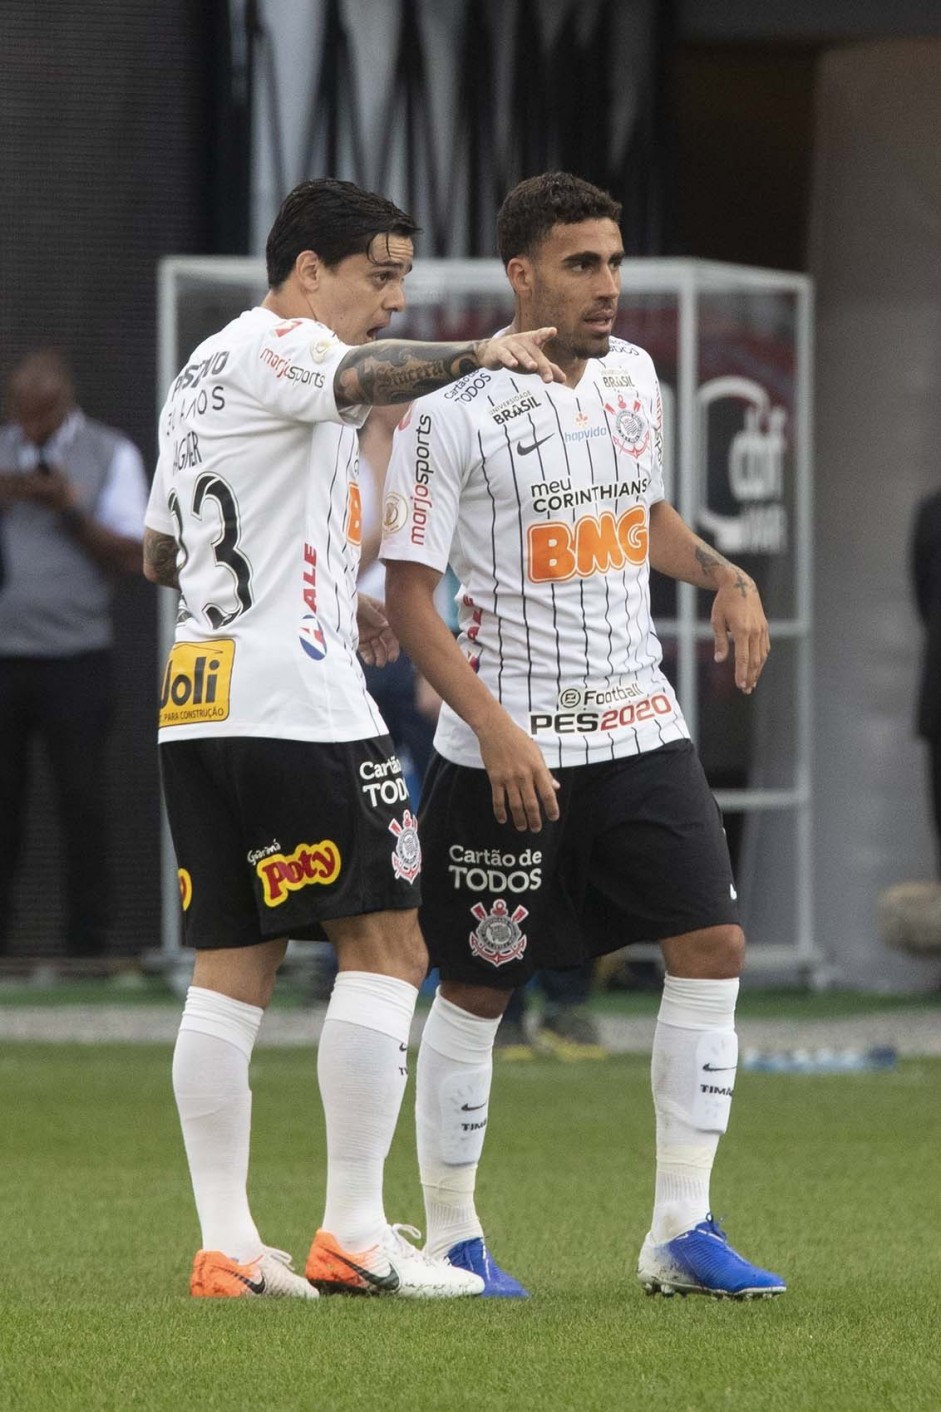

{"left": 650, "top": 974, "right": 740, "bottom": 1243}
{"left": 416, "top": 990, "right": 502, "bottom": 1258}
{"left": 172, "top": 985, "right": 264, "bottom": 1263}
{"left": 317, "top": 970, "right": 418, "bottom": 1251}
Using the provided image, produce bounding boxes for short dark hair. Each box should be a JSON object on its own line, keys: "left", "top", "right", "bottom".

{"left": 265, "top": 178, "right": 420, "bottom": 287}
{"left": 496, "top": 172, "right": 622, "bottom": 265}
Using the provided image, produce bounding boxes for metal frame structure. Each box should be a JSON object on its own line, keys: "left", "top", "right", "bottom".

{"left": 156, "top": 256, "right": 817, "bottom": 982}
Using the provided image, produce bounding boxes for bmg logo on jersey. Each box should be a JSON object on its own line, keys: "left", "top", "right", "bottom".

{"left": 256, "top": 840, "right": 341, "bottom": 907}
{"left": 159, "top": 640, "right": 234, "bottom": 728}
{"left": 528, "top": 506, "right": 648, "bottom": 582}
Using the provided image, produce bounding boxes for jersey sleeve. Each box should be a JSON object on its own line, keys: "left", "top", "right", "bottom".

{"left": 380, "top": 396, "right": 468, "bottom": 574}
{"left": 245, "top": 318, "right": 368, "bottom": 429}
{"left": 646, "top": 356, "right": 667, "bottom": 505}
{"left": 144, "top": 422, "right": 175, "bottom": 536}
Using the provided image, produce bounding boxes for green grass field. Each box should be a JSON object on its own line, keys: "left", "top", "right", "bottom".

{"left": 3, "top": 1043, "right": 940, "bottom": 1412}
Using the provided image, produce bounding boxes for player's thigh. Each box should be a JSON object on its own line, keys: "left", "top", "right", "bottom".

{"left": 418, "top": 754, "right": 562, "bottom": 988}
{"left": 197, "top": 735, "right": 420, "bottom": 960}
{"left": 587, "top": 742, "right": 740, "bottom": 946}
{"left": 159, "top": 738, "right": 263, "bottom": 950}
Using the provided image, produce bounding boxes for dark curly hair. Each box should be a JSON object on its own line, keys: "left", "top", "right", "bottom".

{"left": 266, "top": 178, "right": 420, "bottom": 288}
{"left": 496, "top": 172, "right": 621, "bottom": 266}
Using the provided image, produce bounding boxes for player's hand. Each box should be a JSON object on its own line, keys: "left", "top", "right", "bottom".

{"left": 356, "top": 593, "right": 400, "bottom": 668}
{"left": 711, "top": 570, "right": 770, "bottom": 694}
{"left": 477, "top": 328, "right": 565, "bottom": 384}
{"left": 476, "top": 707, "right": 561, "bottom": 831}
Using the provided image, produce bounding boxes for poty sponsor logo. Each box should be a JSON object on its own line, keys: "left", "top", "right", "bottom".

{"left": 247, "top": 840, "right": 281, "bottom": 866}
{"left": 257, "top": 841, "right": 341, "bottom": 906}
{"left": 258, "top": 346, "right": 325, "bottom": 387}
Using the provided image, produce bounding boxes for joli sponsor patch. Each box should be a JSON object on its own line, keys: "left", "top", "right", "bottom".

{"left": 159, "top": 639, "right": 235, "bottom": 728}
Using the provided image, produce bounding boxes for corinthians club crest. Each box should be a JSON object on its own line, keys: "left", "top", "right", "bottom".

{"left": 604, "top": 390, "right": 649, "bottom": 459}
{"left": 469, "top": 899, "right": 529, "bottom": 967}
{"left": 389, "top": 810, "right": 421, "bottom": 883}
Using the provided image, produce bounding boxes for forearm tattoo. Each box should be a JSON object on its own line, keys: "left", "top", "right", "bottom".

{"left": 144, "top": 528, "right": 180, "bottom": 589}
{"left": 694, "top": 542, "right": 753, "bottom": 598}
{"left": 334, "top": 340, "right": 483, "bottom": 406}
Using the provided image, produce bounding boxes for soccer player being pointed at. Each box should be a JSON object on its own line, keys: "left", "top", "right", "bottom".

{"left": 382, "top": 172, "right": 785, "bottom": 1300}
{"left": 144, "top": 178, "right": 564, "bottom": 1301}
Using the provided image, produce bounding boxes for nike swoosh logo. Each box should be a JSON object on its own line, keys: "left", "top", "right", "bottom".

{"left": 235, "top": 1271, "right": 267, "bottom": 1295}
{"left": 702, "top": 1063, "right": 736, "bottom": 1072}
{"left": 399, "top": 1042, "right": 408, "bottom": 1052}
{"left": 517, "top": 434, "right": 554, "bottom": 456}
{"left": 460, "top": 1101, "right": 486, "bottom": 1111}
{"left": 335, "top": 1252, "right": 401, "bottom": 1293}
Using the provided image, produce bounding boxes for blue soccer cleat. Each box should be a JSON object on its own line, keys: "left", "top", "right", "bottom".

{"left": 637, "top": 1215, "right": 786, "bottom": 1300}
{"left": 446, "top": 1238, "right": 530, "bottom": 1298}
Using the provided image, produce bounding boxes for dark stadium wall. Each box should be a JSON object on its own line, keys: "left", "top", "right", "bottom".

{"left": 0, "top": 0, "right": 239, "bottom": 960}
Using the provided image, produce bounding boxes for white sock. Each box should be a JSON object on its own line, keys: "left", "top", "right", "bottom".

{"left": 416, "top": 990, "right": 502, "bottom": 1259}
{"left": 172, "top": 985, "right": 264, "bottom": 1263}
{"left": 650, "top": 974, "right": 739, "bottom": 1243}
{"left": 317, "top": 970, "right": 418, "bottom": 1251}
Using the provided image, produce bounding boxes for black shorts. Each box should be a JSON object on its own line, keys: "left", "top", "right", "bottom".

{"left": 418, "top": 739, "right": 739, "bottom": 987}
{"left": 160, "top": 735, "right": 422, "bottom": 949}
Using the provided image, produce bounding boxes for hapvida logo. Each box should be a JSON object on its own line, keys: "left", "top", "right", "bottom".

{"left": 257, "top": 841, "right": 341, "bottom": 906}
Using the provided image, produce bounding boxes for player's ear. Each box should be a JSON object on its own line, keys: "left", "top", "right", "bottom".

{"left": 505, "top": 256, "right": 533, "bottom": 301}
{"left": 295, "top": 250, "right": 322, "bottom": 291}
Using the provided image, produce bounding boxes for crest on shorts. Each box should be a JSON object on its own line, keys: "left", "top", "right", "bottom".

{"left": 389, "top": 809, "right": 421, "bottom": 883}
{"left": 469, "top": 899, "right": 529, "bottom": 967}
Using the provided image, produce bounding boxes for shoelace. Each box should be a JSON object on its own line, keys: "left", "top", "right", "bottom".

{"left": 261, "top": 1245, "right": 296, "bottom": 1269}
{"left": 385, "top": 1223, "right": 442, "bottom": 1267}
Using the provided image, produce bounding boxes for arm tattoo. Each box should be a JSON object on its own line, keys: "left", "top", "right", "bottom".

{"left": 334, "top": 340, "right": 482, "bottom": 406}
{"left": 143, "top": 528, "right": 180, "bottom": 589}
{"left": 694, "top": 542, "right": 753, "bottom": 597}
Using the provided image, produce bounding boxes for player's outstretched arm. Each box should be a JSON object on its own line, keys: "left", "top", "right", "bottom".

{"left": 384, "top": 560, "right": 560, "bottom": 830}
{"left": 648, "top": 500, "right": 769, "bottom": 694}
{"left": 333, "top": 328, "right": 563, "bottom": 407}
{"left": 143, "top": 527, "right": 180, "bottom": 589}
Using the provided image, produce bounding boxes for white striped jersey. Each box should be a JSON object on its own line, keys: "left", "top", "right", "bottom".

{"left": 147, "top": 306, "right": 388, "bottom": 743}
{"left": 380, "top": 336, "right": 690, "bottom": 769}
